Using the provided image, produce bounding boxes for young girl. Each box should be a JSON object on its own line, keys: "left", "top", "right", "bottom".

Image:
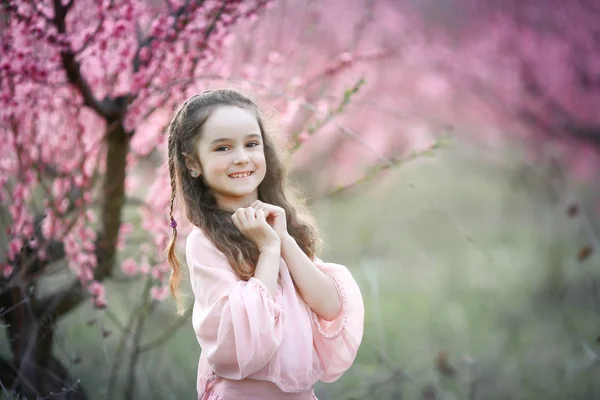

{"left": 166, "top": 89, "right": 364, "bottom": 400}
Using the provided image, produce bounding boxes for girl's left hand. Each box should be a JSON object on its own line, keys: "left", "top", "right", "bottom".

{"left": 251, "top": 200, "right": 288, "bottom": 239}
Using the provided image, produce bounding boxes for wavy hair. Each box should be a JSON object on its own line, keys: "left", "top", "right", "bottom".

{"left": 166, "top": 89, "right": 319, "bottom": 314}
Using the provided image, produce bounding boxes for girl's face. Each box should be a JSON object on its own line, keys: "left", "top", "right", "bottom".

{"left": 189, "top": 106, "right": 267, "bottom": 211}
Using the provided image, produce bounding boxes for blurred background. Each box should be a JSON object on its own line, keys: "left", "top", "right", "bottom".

{"left": 1, "top": 0, "right": 600, "bottom": 399}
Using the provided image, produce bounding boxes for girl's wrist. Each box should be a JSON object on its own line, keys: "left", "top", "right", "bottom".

{"left": 258, "top": 240, "right": 281, "bottom": 254}
{"left": 281, "top": 233, "right": 295, "bottom": 245}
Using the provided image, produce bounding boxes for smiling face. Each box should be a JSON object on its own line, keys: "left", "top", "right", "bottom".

{"left": 186, "top": 105, "right": 267, "bottom": 211}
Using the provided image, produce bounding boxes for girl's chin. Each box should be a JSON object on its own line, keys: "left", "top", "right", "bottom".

{"left": 217, "top": 188, "right": 259, "bottom": 199}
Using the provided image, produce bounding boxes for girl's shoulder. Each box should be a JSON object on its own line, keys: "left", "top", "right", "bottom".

{"left": 186, "top": 226, "right": 211, "bottom": 249}
{"left": 185, "top": 226, "right": 225, "bottom": 261}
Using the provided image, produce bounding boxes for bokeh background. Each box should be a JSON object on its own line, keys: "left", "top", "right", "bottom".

{"left": 1, "top": 0, "right": 600, "bottom": 399}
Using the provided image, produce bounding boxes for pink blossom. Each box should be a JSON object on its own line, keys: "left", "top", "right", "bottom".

{"left": 298, "top": 132, "right": 310, "bottom": 143}
{"left": 93, "top": 294, "right": 107, "bottom": 309}
{"left": 2, "top": 265, "right": 14, "bottom": 278}
{"left": 85, "top": 210, "right": 97, "bottom": 223}
{"left": 150, "top": 285, "right": 169, "bottom": 301}
{"left": 241, "top": 65, "right": 257, "bottom": 79}
{"left": 338, "top": 52, "right": 353, "bottom": 63}
{"left": 119, "top": 223, "right": 134, "bottom": 235}
{"left": 8, "top": 238, "right": 23, "bottom": 260}
{"left": 139, "top": 256, "right": 151, "bottom": 274}
{"left": 151, "top": 268, "right": 164, "bottom": 281}
{"left": 121, "top": 258, "right": 138, "bottom": 276}
{"left": 88, "top": 281, "right": 105, "bottom": 298}
{"left": 267, "top": 51, "right": 282, "bottom": 64}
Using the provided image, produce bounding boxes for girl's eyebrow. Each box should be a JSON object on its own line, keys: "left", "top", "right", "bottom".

{"left": 210, "top": 133, "right": 261, "bottom": 145}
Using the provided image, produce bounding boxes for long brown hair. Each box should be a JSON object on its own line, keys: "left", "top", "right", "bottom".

{"left": 166, "top": 89, "right": 319, "bottom": 314}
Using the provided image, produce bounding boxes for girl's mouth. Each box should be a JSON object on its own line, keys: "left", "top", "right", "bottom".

{"left": 228, "top": 171, "right": 254, "bottom": 179}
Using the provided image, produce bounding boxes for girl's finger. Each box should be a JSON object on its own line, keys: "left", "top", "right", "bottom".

{"left": 252, "top": 201, "right": 265, "bottom": 212}
{"left": 231, "top": 212, "right": 241, "bottom": 229}
{"left": 236, "top": 208, "right": 249, "bottom": 228}
{"left": 263, "top": 205, "right": 279, "bottom": 217}
{"left": 256, "top": 209, "right": 265, "bottom": 222}
{"left": 245, "top": 207, "right": 256, "bottom": 222}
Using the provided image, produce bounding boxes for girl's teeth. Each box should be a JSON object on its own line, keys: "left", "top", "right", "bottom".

{"left": 231, "top": 172, "right": 251, "bottom": 178}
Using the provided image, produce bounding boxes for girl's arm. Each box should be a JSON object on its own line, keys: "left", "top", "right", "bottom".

{"left": 253, "top": 245, "right": 281, "bottom": 297}
{"left": 231, "top": 207, "right": 281, "bottom": 297}
{"left": 186, "top": 229, "right": 284, "bottom": 380}
{"left": 281, "top": 233, "right": 342, "bottom": 321}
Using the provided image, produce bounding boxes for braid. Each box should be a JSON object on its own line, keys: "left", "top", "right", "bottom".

{"left": 166, "top": 125, "right": 184, "bottom": 314}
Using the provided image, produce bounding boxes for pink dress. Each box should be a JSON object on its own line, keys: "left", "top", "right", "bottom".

{"left": 185, "top": 227, "right": 364, "bottom": 400}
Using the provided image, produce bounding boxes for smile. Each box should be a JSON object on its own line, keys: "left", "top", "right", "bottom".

{"left": 228, "top": 171, "right": 254, "bottom": 179}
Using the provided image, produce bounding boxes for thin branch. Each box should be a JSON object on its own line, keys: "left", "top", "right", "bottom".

{"left": 124, "top": 277, "right": 153, "bottom": 400}
{"left": 105, "top": 306, "right": 137, "bottom": 400}
{"left": 289, "top": 78, "right": 366, "bottom": 151}
{"left": 104, "top": 308, "right": 126, "bottom": 333}
{"left": 74, "top": 1, "right": 111, "bottom": 56}
{"left": 138, "top": 309, "right": 192, "bottom": 353}
{"left": 319, "top": 132, "right": 451, "bottom": 199}
{"left": 51, "top": 0, "right": 120, "bottom": 119}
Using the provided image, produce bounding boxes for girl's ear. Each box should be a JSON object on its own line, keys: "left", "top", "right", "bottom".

{"left": 182, "top": 152, "right": 202, "bottom": 177}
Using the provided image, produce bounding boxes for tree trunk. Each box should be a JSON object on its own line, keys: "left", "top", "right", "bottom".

{"left": 1, "top": 284, "right": 89, "bottom": 400}
{"left": 0, "top": 121, "right": 129, "bottom": 398}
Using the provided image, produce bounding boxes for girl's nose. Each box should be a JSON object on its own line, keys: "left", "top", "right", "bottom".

{"left": 233, "top": 150, "right": 249, "bottom": 164}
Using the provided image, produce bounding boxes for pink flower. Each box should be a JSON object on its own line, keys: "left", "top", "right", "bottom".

{"left": 241, "top": 64, "right": 257, "bottom": 79}
{"left": 8, "top": 238, "right": 23, "bottom": 260}
{"left": 121, "top": 258, "right": 138, "bottom": 276}
{"left": 2, "top": 265, "right": 14, "bottom": 278}
{"left": 290, "top": 77, "right": 304, "bottom": 87}
{"left": 151, "top": 268, "right": 164, "bottom": 281}
{"left": 88, "top": 281, "right": 105, "bottom": 298}
{"left": 267, "top": 51, "right": 281, "bottom": 64}
{"left": 298, "top": 132, "right": 310, "bottom": 143}
{"left": 150, "top": 285, "right": 169, "bottom": 302}
{"left": 79, "top": 267, "right": 94, "bottom": 284}
{"left": 88, "top": 281, "right": 107, "bottom": 308}
{"left": 120, "top": 223, "right": 134, "bottom": 235}
{"left": 338, "top": 52, "right": 353, "bottom": 63}
{"left": 85, "top": 210, "right": 97, "bottom": 223}
{"left": 139, "top": 255, "right": 150, "bottom": 274}
{"left": 93, "top": 294, "right": 107, "bottom": 309}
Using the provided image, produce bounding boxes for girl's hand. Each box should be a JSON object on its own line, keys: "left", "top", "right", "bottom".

{"left": 231, "top": 207, "right": 280, "bottom": 252}
{"left": 251, "top": 200, "right": 288, "bottom": 239}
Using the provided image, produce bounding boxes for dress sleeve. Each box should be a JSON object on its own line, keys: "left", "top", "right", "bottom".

{"left": 311, "top": 257, "right": 364, "bottom": 382}
{"left": 186, "top": 230, "right": 284, "bottom": 380}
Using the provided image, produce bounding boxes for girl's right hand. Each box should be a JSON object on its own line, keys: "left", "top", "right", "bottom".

{"left": 231, "top": 207, "right": 280, "bottom": 252}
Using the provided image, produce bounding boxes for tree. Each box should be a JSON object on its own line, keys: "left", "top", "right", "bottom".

{"left": 0, "top": 0, "right": 411, "bottom": 397}
{"left": 0, "top": 1, "right": 273, "bottom": 397}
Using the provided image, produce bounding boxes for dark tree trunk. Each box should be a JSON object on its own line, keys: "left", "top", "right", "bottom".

{"left": 0, "top": 120, "right": 129, "bottom": 399}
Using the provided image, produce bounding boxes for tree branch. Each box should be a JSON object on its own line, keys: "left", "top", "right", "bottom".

{"left": 52, "top": 0, "right": 120, "bottom": 119}
{"left": 138, "top": 310, "right": 192, "bottom": 353}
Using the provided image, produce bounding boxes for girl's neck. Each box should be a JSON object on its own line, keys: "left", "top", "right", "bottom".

{"left": 214, "top": 193, "right": 258, "bottom": 212}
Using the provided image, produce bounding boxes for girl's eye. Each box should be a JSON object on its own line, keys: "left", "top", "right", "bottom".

{"left": 215, "top": 146, "right": 229, "bottom": 152}
{"left": 246, "top": 141, "right": 260, "bottom": 148}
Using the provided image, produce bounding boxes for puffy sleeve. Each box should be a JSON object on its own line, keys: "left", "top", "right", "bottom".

{"left": 311, "top": 257, "right": 364, "bottom": 382}
{"left": 186, "top": 230, "right": 284, "bottom": 380}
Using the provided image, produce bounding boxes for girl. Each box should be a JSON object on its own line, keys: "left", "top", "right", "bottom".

{"left": 166, "top": 89, "right": 364, "bottom": 400}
